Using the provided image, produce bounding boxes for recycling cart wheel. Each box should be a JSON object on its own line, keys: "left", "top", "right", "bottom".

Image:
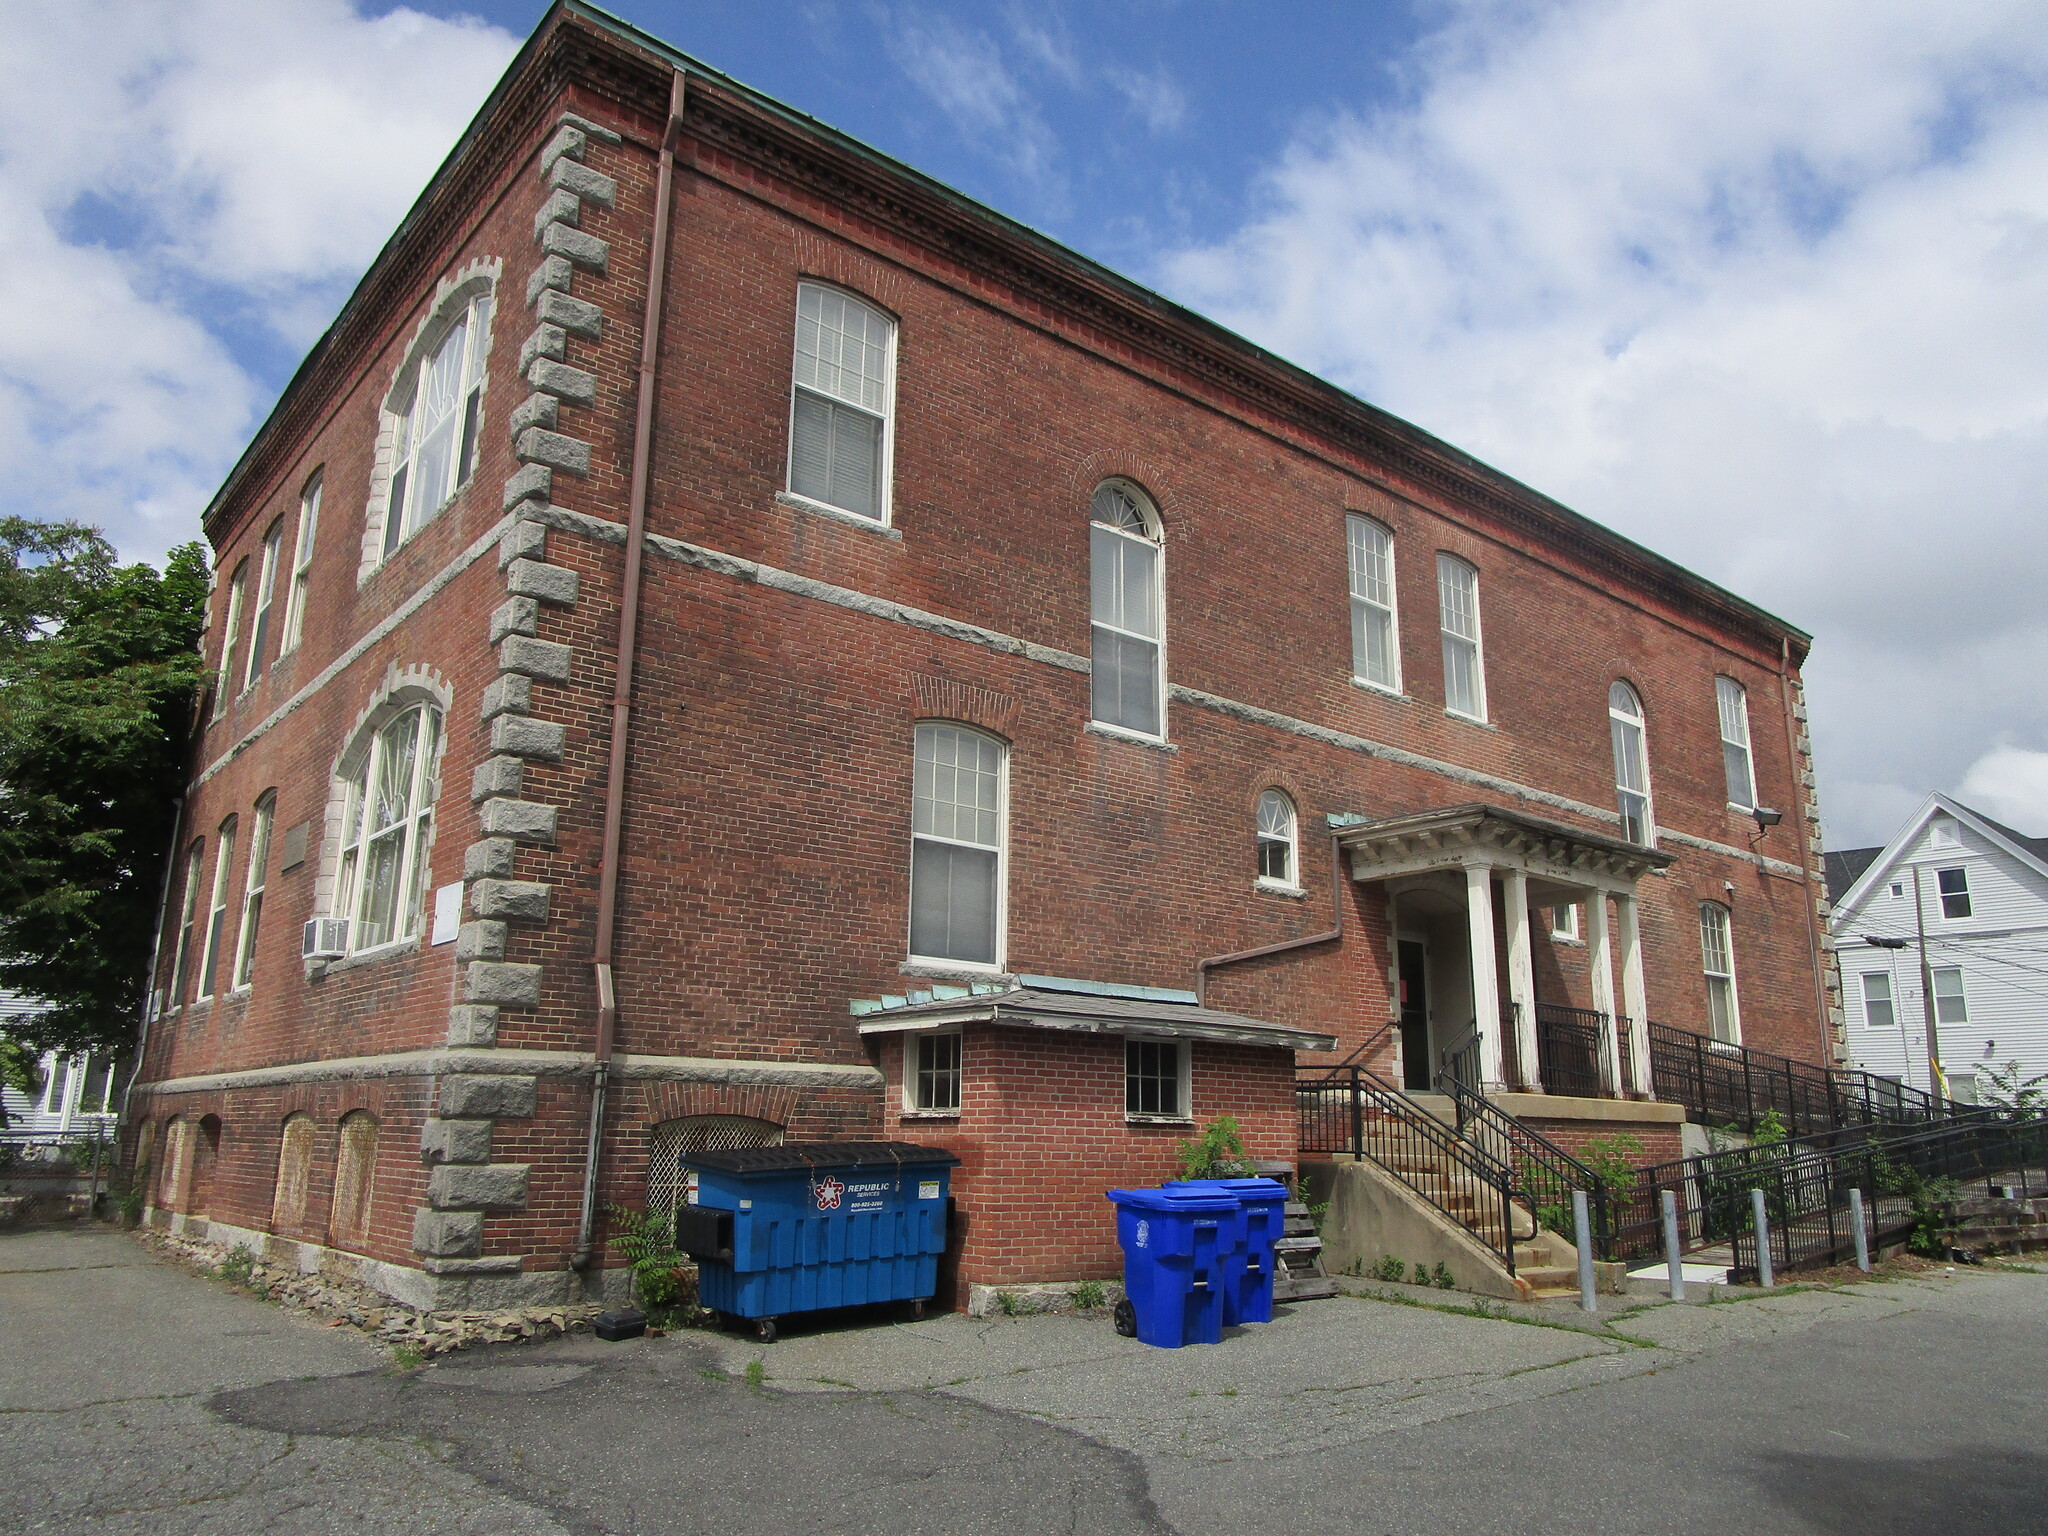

{"left": 755, "top": 1316, "right": 779, "bottom": 1343}
{"left": 906, "top": 1297, "right": 928, "bottom": 1322}
{"left": 1113, "top": 1298, "right": 1138, "bottom": 1338}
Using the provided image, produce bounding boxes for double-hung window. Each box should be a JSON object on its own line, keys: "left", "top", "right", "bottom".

{"left": 169, "top": 840, "right": 203, "bottom": 1009}
{"left": 1347, "top": 515, "right": 1400, "bottom": 691}
{"left": 384, "top": 291, "right": 492, "bottom": 557}
{"left": 1699, "top": 902, "right": 1740, "bottom": 1043}
{"left": 1126, "top": 1039, "right": 1186, "bottom": 1119}
{"left": 788, "top": 283, "right": 894, "bottom": 521}
{"left": 1090, "top": 482, "right": 1165, "bottom": 737}
{"left": 1550, "top": 905, "right": 1581, "bottom": 941}
{"left": 233, "top": 792, "right": 274, "bottom": 989}
{"left": 242, "top": 520, "right": 284, "bottom": 692}
{"left": 1436, "top": 554, "right": 1485, "bottom": 720}
{"left": 197, "top": 817, "right": 237, "bottom": 1001}
{"left": 1608, "top": 682, "right": 1654, "bottom": 846}
{"left": 1256, "top": 789, "right": 1298, "bottom": 889}
{"left": 906, "top": 1032, "right": 963, "bottom": 1113}
{"left": 1716, "top": 677, "right": 1756, "bottom": 810}
{"left": 336, "top": 705, "right": 444, "bottom": 952}
{"left": 909, "top": 723, "right": 1005, "bottom": 967}
{"left": 1861, "top": 972, "right": 1895, "bottom": 1030}
{"left": 1932, "top": 967, "right": 1969, "bottom": 1025}
{"left": 211, "top": 563, "right": 246, "bottom": 720}
{"left": 1937, "top": 867, "right": 1971, "bottom": 919}
{"left": 280, "top": 472, "right": 320, "bottom": 656}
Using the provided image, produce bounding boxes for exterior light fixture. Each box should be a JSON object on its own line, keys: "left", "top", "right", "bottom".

{"left": 1752, "top": 806, "right": 1784, "bottom": 829}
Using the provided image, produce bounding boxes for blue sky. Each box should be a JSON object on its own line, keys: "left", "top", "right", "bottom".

{"left": 9, "top": 1, "right": 2048, "bottom": 846}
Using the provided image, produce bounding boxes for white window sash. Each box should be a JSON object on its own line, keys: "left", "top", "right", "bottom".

{"left": 1436, "top": 557, "right": 1485, "bottom": 720}
{"left": 1347, "top": 517, "right": 1400, "bottom": 691}
{"left": 383, "top": 294, "right": 491, "bottom": 559}
{"left": 197, "top": 824, "right": 237, "bottom": 1000}
{"left": 908, "top": 725, "right": 1006, "bottom": 968}
{"left": 1090, "top": 517, "right": 1166, "bottom": 737}
{"left": 1716, "top": 678, "right": 1757, "bottom": 809}
{"left": 234, "top": 798, "right": 273, "bottom": 989}
{"left": 243, "top": 526, "right": 282, "bottom": 693}
{"left": 280, "top": 476, "right": 320, "bottom": 655}
{"left": 788, "top": 283, "right": 895, "bottom": 524}
{"left": 340, "top": 709, "right": 441, "bottom": 953}
{"left": 211, "top": 571, "right": 245, "bottom": 720}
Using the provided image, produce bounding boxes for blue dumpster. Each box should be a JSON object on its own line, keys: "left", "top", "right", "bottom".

{"left": 1164, "top": 1177, "right": 1288, "bottom": 1325}
{"left": 675, "top": 1142, "right": 957, "bottom": 1340}
{"left": 1105, "top": 1187, "right": 1237, "bottom": 1348}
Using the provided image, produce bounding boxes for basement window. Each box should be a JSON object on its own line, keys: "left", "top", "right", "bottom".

{"left": 1125, "top": 1039, "right": 1188, "bottom": 1120}
{"left": 905, "top": 1031, "right": 963, "bottom": 1114}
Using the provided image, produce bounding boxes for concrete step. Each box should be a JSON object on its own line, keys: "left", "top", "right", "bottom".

{"left": 1516, "top": 1266, "right": 1577, "bottom": 1290}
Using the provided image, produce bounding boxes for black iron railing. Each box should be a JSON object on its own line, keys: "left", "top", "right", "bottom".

{"left": 1298, "top": 1065, "right": 1521, "bottom": 1275}
{"left": 1642, "top": 1020, "right": 1969, "bottom": 1138}
{"left": 1436, "top": 1070, "right": 1610, "bottom": 1252}
{"left": 1439, "top": 1029, "right": 1482, "bottom": 1093}
{"left": 1535, "top": 1004, "right": 1613, "bottom": 1099}
{"left": 0, "top": 1124, "right": 113, "bottom": 1218}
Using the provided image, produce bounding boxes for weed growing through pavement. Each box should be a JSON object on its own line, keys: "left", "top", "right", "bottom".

{"left": 1348, "top": 1284, "right": 1660, "bottom": 1348}
{"left": 744, "top": 1359, "right": 765, "bottom": 1389}
{"left": 389, "top": 1344, "right": 427, "bottom": 1372}
{"left": 995, "top": 1290, "right": 1021, "bottom": 1316}
{"left": 1072, "top": 1280, "right": 1107, "bottom": 1311}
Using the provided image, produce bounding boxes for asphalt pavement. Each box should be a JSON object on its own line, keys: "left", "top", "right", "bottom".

{"left": 3, "top": 1226, "right": 2043, "bottom": 1534}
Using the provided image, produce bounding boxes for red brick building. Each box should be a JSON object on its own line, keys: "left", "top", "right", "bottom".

{"left": 128, "top": 2, "right": 1839, "bottom": 1311}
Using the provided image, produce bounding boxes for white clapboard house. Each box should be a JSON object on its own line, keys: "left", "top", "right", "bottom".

{"left": 1827, "top": 795, "right": 2048, "bottom": 1102}
{"left": 0, "top": 993, "right": 119, "bottom": 1134}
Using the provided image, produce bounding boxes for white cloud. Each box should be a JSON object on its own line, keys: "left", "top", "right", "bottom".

{"left": 1960, "top": 747, "right": 2048, "bottom": 836}
{"left": 1158, "top": 0, "right": 2048, "bottom": 847}
{"left": 882, "top": 11, "right": 1063, "bottom": 195}
{"left": 0, "top": 0, "right": 517, "bottom": 564}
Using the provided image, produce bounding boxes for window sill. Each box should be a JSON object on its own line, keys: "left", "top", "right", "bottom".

{"left": 899, "top": 1110, "right": 961, "bottom": 1121}
{"left": 774, "top": 491, "right": 902, "bottom": 538}
{"left": 1126, "top": 1114, "right": 1195, "bottom": 1127}
{"left": 901, "top": 959, "right": 1010, "bottom": 982}
{"left": 1350, "top": 678, "right": 1411, "bottom": 702}
{"left": 1549, "top": 936, "right": 1587, "bottom": 948}
{"left": 1085, "top": 721, "right": 1177, "bottom": 752}
{"left": 1256, "top": 880, "right": 1306, "bottom": 899}
{"left": 307, "top": 936, "right": 422, "bottom": 980}
{"left": 1444, "top": 709, "right": 1495, "bottom": 729}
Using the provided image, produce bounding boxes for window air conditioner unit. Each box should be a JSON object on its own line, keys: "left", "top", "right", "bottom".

{"left": 302, "top": 918, "right": 350, "bottom": 959}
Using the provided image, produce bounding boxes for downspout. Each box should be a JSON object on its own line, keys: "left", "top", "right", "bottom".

{"left": 1195, "top": 834, "right": 1346, "bottom": 1004}
{"left": 1776, "top": 637, "right": 1836, "bottom": 1064}
{"left": 573, "top": 69, "right": 687, "bottom": 1281}
{"left": 120, "top": 791, "right": 186, "bottom": 1121}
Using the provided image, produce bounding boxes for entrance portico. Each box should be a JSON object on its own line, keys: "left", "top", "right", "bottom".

{"left": 1334, "top": 803, "right": 1675, "bottom": 1097}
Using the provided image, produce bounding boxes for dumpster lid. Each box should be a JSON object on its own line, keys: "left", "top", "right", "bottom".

{"left": 851, "top": 985, "right": 1337, "bottom": 1052}
{"left": 679, "top": 1140, "right": 961, "bottom": 1174}
{"left": 1163, "top": 1178, "right": 1289, "bottom": 1198}
{"left": 1106, "top": 1187, "right": 1239, "bottom": 1212}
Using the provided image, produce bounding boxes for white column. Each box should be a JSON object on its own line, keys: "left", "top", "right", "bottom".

{"left": 1464, "top": 863, "right": 1507, "bottom": 1090}
{"left": 1587, "top": 891, "right": 1622, "bottom": 1097}
{"left": 1616, "top": 892, "right": 1652, "bottom": 1097}
{"left": 1503, "top": 869, "right": 1540, "bottom": 1091}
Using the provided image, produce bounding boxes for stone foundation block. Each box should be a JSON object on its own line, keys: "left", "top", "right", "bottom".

{"left": 430, "top": 1162, "right": 530, "bottom": 1212}
{"left": 491, "top": 713, "right": 566, "bottom": 761}
{"left": 527, "top": 357, "right": 597, "bottom": 406}
{"left": 535, "top": 289, "right": 602, "bottom": 339}
{"left": 497, "top": 635, "right": 572, "bottom": 684}
{"left": 480, "top": 674, "right": 532, "bottom": 720}
{"left": 439, "top": 1073, "right": 538, "bottom": 1119}
{"left": 454, "top": 920, "right": 507, "bottom": 962}
{"left": 477, "top": 798, "right": 557, "bottom": 843}
{"left": 499, "top": 517, "right": 547, "bottom": 568}
{"left": 469, "top": 879, "right": 551, "bottom": 922}
{"left": 506, "top": 558, "right": 580, "bottom": 606}
{"left": 420, "top": 1116, "right": 494, "bottom": 1164}
{"left": 515, "top": 428, "right": 591, "bottom": 477}
{"left": 411, "top": 1207, "right": 483, "bottom": 1259}
{"left": 462, "top": 959, "right": 544, "bottom": 1007}
{"left": 470, "top": 755, "right": 525, "bottom": 803}
{"left": 445, "top": 1003, "right": 500, "bottom": 1047}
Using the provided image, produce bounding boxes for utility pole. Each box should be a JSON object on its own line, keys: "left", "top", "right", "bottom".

{"left": 1911, "top": 865, "right": 1947, "bottom": 1104}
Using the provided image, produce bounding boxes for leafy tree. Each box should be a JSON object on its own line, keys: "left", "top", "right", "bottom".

{"left": 1979, "top": 1061, "right": 2048, "bottom": 1121}
{"left": 0, "top": 518, "right": 207, "bottom": 1060}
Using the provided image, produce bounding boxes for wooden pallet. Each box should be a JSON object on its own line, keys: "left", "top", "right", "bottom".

{"left": 1273, "top": 1198, "right": 1340, "bottom": 1302}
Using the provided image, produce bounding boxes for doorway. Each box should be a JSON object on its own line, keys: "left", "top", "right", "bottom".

{"left": 1398, "top": 939, "right": 1432, "bottom": 1090}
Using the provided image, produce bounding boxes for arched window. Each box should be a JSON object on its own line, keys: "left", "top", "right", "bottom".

{"left": 1608, "top": 682, "right": 1654, "bottom": 846}
{"left": 909, "top": 723, "right": 1006, "bottom": 967}
{"left": 271, "top": 1113, "right": 317, "bottom": 1232}
{"left": 330, "top": 1111, "right": 378, "bottom": 1249}
{"left": 1346, "top": 515, "right": 1400, "bottom": 692}
{"left": 1090, "top": 482, "right": 1164, "bottom": 738}
{"left": 1715, "top": 677, "right": 1756, "bottom": 811}
{"left": 788, "top": 283, "right": 895, "bottom": 521}
{"left": 280, "top": 470, "right": 321, "bottom": 657}
{"left": 1436, "top": 554, "right": 1485, "bottom": 720}
{"left": 197, "top": 815, "right": 237, "bottom": 1000}
{"left": 382, "top": 286, "right": 494, "bottom": 558}
{"left": 234, "top": 791, "right": 275, "bottom": 990}
{"left": 647, "top": 1115, "right": 784, "bottom": 1214}
{"left": 1256, "top": 789, "right": 1298, "bottom": 889}
{"left": 1699, "top": 902, "right": 1740, "bottom": 1044}
{"left": 336, "top": 704, "right": 444, "bottom": 952}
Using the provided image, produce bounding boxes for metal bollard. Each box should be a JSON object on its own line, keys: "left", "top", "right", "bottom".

{"left": 1573, "top": 1189, "right": 1598, "bottom": 1313}
{"left": 1751, "top": 1188, "right": 1775, "bottom": 1288}
{"left": 1661, "top": 1188, "right": 1685, "bottom": 1301}
{"left": 1849, "top": 1187, "right": 1872, "bottom": 1273}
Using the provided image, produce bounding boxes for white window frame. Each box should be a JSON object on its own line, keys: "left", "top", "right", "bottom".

{"left": 168, "top": 840, "right": 204, "bottom": 1011}
{"left": 1125, "top": 1037, "right": 1191, "bottom": 1122}
{"left": 1550, "top": 904, "right": 1581, "bottom": 942}
{"left": 1931, "top": 966, "right": 1970, "bottom": 1026}
{"left": 902, "top": 1030, "right": 964, "bottom": 1114}
{"left": 380, "top": 287, "right": 494, "bottom": 561}
{"left": 1936, "top": 866, "right": 1972, "bottom": 920}
{"left": 197, "top": 816, "right": 237, "bottom": 1002}
{"left": 1716, "top": 676, "right": 1757, "bottom": 811}
{"left": 233, "top": 791, "right": 275, "bottom": 990}
{"left": 786, "top": 282, "right": 896, "bottom": 525}
{"left": 279, "top": 471, "right": 321, "bottom": 656}
{"left": 1346, "top": 514, "right": 1401, "bottom": 694}
{"left": 1089, "top": 481, "right": 1167, "bottom": 741}
{"left": 1256, "top": 789, "right": 1300, "bottom": 892}
{"left": 241, "top": 519, "right": 283, "bottom": 693}
{"left": 334, "top": 705, "right": 444, "bottom": 955}
{"left": 1436, "top": 553, "right": 1486, "bottom": 722}
{"left": 1608, "top": 681, "right": 1656, "bottom": 847}
{"left": 907, "top": 722, "right": 1008, "bottom": 971}
{"left": 1699, "top": 901, "right": 1741, "bottom": 1045}
{"left": 1860, "top": 970, "right": 1895, "bottom": 1030}
{"left": 211, "top": 563, "right": 246, "bottom": 720}
{"left": 38, "top": 1054, "right": 69, "bottom": 1118}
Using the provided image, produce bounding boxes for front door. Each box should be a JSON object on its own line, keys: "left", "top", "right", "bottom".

{"left": 1398, "top": 939, "right": 1431, "bottom": 1090}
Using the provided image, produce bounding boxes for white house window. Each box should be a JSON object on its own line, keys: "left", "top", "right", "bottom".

{"left": 1937, "top": 867, "right": 1971, "bottom": 919}
{"left": 1090, "top": 482, "right": 1165, "bottom": 737}
{"left": 907, "top": 1032, "right": 963, "bottom": 1113}
{"left": 233, "top": 791, "right": 275, "bottom": 990}
{"left": 383, "top": 289, "right": 493, "bottom": 558}
{"left": 1932, "top": 967, "right": 1969, "bottom": 1026}
{"left": 1256, "top": 789, "right": 1298, "bottom": 889}
{"left": 1861, "top": 971, "right": 1895, "bottom": 1030}
{"left": 1609, "top": 681, "right": 1654, "bottom": 846}
{"left": 1436, "top": 554, "right": 1485, "bottom": 721}
{"left": 211, "top": 562, "right": 246, "bottom": 720}
{"left": 197, "top": 816, "right": 237, "bottom": 1001}
{"left": 1550, "top": 905, "right": 1581, "bottom": 941}
{"left": 1716, "top": 677, "right": 1756, "bottom": 811}
{"left": 1126, "top": 1039, "right": 1187, "bottom": 1119}
{"left": 788, "top": 283, "right": 894, "bottom": 521}
{"left": 1699, "top": 901, "right": 1740, "bottom": 1044}
{"left": 279, "top": 471, "right": 321, "bottom": 656}
{"left": 1346, "top": 515, "right": 1400, "bottom": 692}
{"left": 242, "top": 519, "right": 283, "bottom": 693}
{"left": 335, "top": 704, "right": 444, "bottom": 953}
{"left": 169, "top": 840, "right": 203, "bottom": 1009}
{"left": 909, "top": 723, "right": 1005, "bottom": 967}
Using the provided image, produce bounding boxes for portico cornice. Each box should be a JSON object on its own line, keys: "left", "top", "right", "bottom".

{"left": 1336, "top": 803, "right": 1675, "bottom": 891}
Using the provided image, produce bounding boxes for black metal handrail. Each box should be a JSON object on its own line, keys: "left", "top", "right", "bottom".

{"left": 1299, "top": 1065, "right": 1521, "bottom": 1275}
{"left": 1439, "top": 1028, "right": 1481, "bottom": 1093}
{"left": 1435, "top": 1071, "right": 1610, "bottom": 1253}
{"left": 1535, "top": 1003, "right": 1613, "bottom": 1099}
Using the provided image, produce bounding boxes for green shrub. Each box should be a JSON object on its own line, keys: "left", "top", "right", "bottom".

{"left": 1175, "top": 1115, "right": 1252, "bottom": 1180}
{"left": 1371, "top": 1255, "right": 1406, "bottom": 1283}
{"left": 216, "top": 1247, "right": 258, "bottom": 1288}
{"left": 1431, "top": 1262, "right": 1455, "bottom": 1290}
{"left": 606, "top": 1203, "right": 695, "bottom": 1324}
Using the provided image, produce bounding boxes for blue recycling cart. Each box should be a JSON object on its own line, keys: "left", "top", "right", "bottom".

{"left": 674, "top": 1141, "right": 958, "bottom": 1341}
{"left": 1105, "top": 1186, "right": 1237, "bottom": 1348}
{"left": 1163, "top": 1177, "right": 1289, "bottom": 1325}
